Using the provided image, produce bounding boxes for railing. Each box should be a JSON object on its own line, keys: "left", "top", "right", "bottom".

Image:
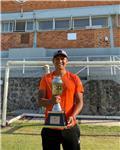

{"left": 1, "top": 55, "right": 120, "bottom": 78}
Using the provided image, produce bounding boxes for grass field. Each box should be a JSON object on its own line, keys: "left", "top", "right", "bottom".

{"left": 1, "top": 120, "right": 120, "bottom": 150}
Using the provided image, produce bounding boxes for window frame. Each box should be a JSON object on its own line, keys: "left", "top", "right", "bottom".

{"left": 116, "top": 14, "right": 120, "bottom": 27}
{"left": 14, "top": 20, "right": 26, "bottom": 32}
{"left": 73, "top": 17, "right": 89, "bottom": 29}
{"left": 55, "top": 18, "right": 71, "bottom": 30}
{"left": 1, "top": 15, "right": 109, "bottom": 33}
{"left": 26, "top": 20, "right": 34, "bottom": 31}
{"left": 38, "top": 19, "right": 53, "bottom": 31}
{"left": 91, "top": 16, "right": 108, "bottom": 28}
{"left": 14, "top": 20, "right": 34, "bottom": 32}
{"left": 2, "top": 21, "right": 14, "bottom": 33}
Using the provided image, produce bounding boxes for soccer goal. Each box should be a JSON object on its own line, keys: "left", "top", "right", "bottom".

{"left": 1, "top": 56, "right": 120, "bottom": 127}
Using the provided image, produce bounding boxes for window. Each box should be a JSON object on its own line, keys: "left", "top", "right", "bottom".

{"left": 14, "top": 20, "right": 33, "bottom": 32}
{"left": 2, "top": 21, "right": 14, "bottom": 32}
{"left": 116, "top": 15, "right": 120, "bottom": 26}
{"left": 15, "top": 21, "right": 25, "bottom": 32}
{"left": 2, "top": 22, "right": 9, "bottom": 32}
{"left": 55, "top": 19, "right": 70, "bottom": 30}
{"left": 26, "top": 21, "right": 33, "bottom": 31}
{"left": 10, "top": 22, "right": 14, "bottom": 31}
{"left": 2, "top": 20, "right": 33, "bottom": 33}
{"left": 92, "top": 17, "right": 108, "bottom": 27}
{"left": 73, "top": 18, "right": 89, "bottom": 29}
{"left": 38, "top": 20, "right": 53, "bottom": 30}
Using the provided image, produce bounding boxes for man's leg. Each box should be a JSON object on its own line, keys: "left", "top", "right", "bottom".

{"left": 41, "top": 128, "right": 61, "bottom": 150}
{"left": 62, "top": 125, "right": 80, "bottom": 150}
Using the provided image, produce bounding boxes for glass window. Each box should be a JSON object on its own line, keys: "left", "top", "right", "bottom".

{"left": 118, "top": 15, "right": 120, "bottom": 26}
{"left": 26, "top": 21, "right": 33, "bottom": 30}
{"left": 9, "top": 22, "right": 14, "bottom": 32}
{"left": 2, "top": 21, "right": 14, "bottom": 32}
{"left": 38, "top": 20, "right": 53, "bottom": 30}
{"left": 15, "top": 21, "right": 25, "bottom": 31}
{"left": 55, "top": 19, "right": 70, "bottom": 30}
{"left": 73, "top": 18, "right": 89, "bottom": 28}
{"left": 92, "top": 17, "right": 108, "bottom": 27}
{"left": 2, "top": 22, "right": 9, "bottom": 32}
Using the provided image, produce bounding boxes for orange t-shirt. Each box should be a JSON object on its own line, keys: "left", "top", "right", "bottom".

{"left": 39, "top": 71, "right": 84, "bottom": 121}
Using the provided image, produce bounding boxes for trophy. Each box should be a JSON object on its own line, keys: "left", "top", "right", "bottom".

{"left": 45, "top": 76, "right": 67, "bottom": 128}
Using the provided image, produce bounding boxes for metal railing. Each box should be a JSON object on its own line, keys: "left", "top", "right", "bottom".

{"left": 1, "top": 55, "right": 120, "bottom": 78}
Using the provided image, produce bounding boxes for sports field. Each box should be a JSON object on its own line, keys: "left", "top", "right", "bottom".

{"left": 1, "top": 120, "right": 120, "bottom": 150}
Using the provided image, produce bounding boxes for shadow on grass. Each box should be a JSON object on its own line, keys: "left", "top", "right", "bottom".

{"left": 2, "top": 124, "right": 119, "bottom": 137}
{"left": 80, "top": 134, "right": 120, "bottom": 137}
{"left": 1, "top": 119, "right": 120, "bottom": 137}
{"left": 1, "top": 122, "right": 43, "bottom": 136}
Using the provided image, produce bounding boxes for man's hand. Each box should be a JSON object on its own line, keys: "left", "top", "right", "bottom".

{"left": 66, "top": 116, "right": 76, "bottom": 129}
{"left": 51, "top": 95, "right": 61, "bottom": 104}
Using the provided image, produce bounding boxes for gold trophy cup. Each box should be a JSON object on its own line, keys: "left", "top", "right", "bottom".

{"left": 45, "top": 76, "right": 67, "bottom": 128}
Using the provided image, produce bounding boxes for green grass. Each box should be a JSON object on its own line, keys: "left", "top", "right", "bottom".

{"left": 1, "top": 120, "right": 120, "bottom": 150}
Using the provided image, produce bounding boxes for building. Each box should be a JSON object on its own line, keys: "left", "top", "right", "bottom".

{"left": 1, "top": 1, "right": 120, "bottom": 118}
{"left": 1, "top": 0, "right": 120, "bottom": 57}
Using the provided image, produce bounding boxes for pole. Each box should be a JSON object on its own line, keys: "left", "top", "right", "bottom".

{"left": 2, "top": 64, "right": 10, "bottom": 126}
{"left": 33, "top": 12, "right": 37, "bottom": 48}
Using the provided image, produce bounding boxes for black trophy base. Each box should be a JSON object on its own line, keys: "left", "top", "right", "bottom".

{"left": 45, "top": 111, "right": 67, "bottom": 128}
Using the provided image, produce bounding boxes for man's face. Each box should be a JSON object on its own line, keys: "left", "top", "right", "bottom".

{"left": 53, "top": 55, "right": 68, "bottom": 70}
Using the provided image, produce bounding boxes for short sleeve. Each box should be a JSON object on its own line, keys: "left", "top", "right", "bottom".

{"left": 38, "top": 75, "right": 47, "bottom": 91}
{"left": 75, "top": 75, "right": 84, "bottom": 93}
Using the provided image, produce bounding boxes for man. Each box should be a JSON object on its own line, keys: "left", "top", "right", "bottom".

{"left": 37, "top": 49, "right": 84, "bottom": 150}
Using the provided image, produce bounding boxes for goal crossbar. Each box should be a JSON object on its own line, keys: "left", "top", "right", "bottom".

{"left": 5, "top": 60, "right": 120, "bottom": 66}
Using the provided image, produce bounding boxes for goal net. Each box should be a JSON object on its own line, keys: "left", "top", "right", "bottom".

{"left": 1, "top": 56, "right": 120, "bottom": 126}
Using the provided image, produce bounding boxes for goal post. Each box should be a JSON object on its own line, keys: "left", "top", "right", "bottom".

{"left": 1, "top": 62, "right": 51, "bottom": 127}
{"left": 1, "top": 59, "right": 120, "bottom": 127}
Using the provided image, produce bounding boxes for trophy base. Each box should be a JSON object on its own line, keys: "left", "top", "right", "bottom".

{"left": 45, "top": 111, "right": 67, "bottom": 128}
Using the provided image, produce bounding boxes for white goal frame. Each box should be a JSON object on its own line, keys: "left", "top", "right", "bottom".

{"left": 1, "top": 60, "right": 120, "bottom": 126}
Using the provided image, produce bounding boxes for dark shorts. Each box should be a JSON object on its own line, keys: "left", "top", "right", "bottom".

{"left": 41, "top": 124, "right": 80, "bottom": 150}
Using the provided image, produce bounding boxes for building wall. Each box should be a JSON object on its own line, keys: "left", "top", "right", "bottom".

{"left": 1, "top": 33, "right": 34, "bottom": 50}
{"left": 38, "top": 28, "right": 110, "bottom": 48}
{"left": 1, "top": 1, "right": 120, "bottom": 51}
{"left": 1, "top": 1, "right": 120, "bottom": 13}
{"left": 113, "top": 28, "right": 120, "bottom": 47}
{"left": 1, "top": 28, "right": 111, "bottom": 51}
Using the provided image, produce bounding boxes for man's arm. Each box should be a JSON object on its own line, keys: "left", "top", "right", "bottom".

{"left": 37, "top": 89, "right": 51, "bottom": 107}
{"left": 72, "top": 92, "right": 84, "bottom": 118}
{"left": 37, "top": 89, "right": 61, "bottom": 107}
{"left": 67, "top": 92, "right": 83, "bottom": 128}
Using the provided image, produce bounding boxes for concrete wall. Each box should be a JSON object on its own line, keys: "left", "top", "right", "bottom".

{"left": 46, "top": 47, "right": 120, "bottom": 57}
{"left": 8, "top": 48, "right": 46, "bottom": 59}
